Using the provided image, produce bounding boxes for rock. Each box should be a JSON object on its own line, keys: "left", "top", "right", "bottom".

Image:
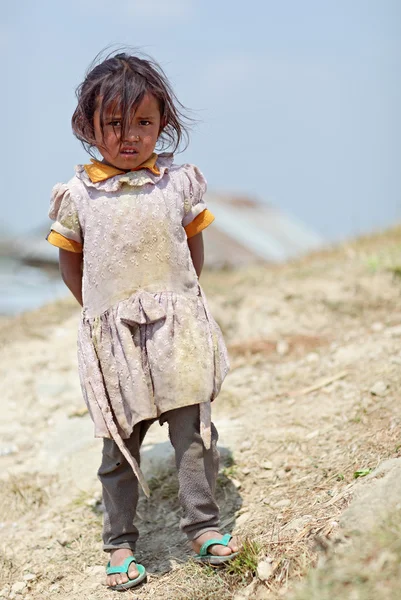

{"left": 370, "top": 381, "right": 389, "bottom": 397}
{"left": 236, "top": 512, "right": 250, "bottom": 527}
{"left": 240, "top": 440, "right": 252, "bottom": 451}
{"left": 56, "top": 533, "right": 70, "bottom": 546}
{"left": 11, "top": 581, "right": 27, "bottom": 594}
{"left": 257, "top": 558, "right": 274, "bottom": 581}
{"left": 0, "top": 444, "right": 19, "bottom": 457}
{"left": 306, "top": 352, "right": 319, "bottom": 363}
{"left": 386, "top": 324, "right": 401, "bottom": 337}
{"left": 276, "top": 340, "right": 289, "bottom": 356}
{"left": 85, "top": 495, "right": 103, "bottom": 510}
{"left": 0, "top": 586, "right": 10, "bottom": 598}
{"left": 22, "top": 573, "right": 36, "bottom": 582}
{"left": 261, "top": 460, "right": 273, "bottom": 470}
{"left": 233, "top": 580, "right": 258, "bottom": 599}
{"left": 283, "top": 515, "right": 313, "bottom": 532}
{"left": 230, "top": 478, "right": 242, "bottom": 490}
{"left": 242, "top": 467, "right": 251, "bottom": 475}
{"left": 371, "top": 322, "right": 384, "bottom": 332}
{"left": 272, "top": 498, "right": 291, "bottom": 508}
{"left": 341, "top": 458, "right": 401, "bottom": 535}
{"left": 85, "top": 565, "right": 104, "bottom": 576}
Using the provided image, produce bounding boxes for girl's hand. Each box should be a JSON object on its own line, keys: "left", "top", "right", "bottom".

{"left": 187, "top": 232, "right": 204, "bottom": 278}
{"left": 59, "top": 249, "right": 83, "bottom": 306}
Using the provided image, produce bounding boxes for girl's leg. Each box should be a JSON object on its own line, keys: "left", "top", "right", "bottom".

{"left": 161, "top": 404, "right": 238, "bottom": 556}
{"left": 98, "top": 419, "right": 153, "bottom": 586}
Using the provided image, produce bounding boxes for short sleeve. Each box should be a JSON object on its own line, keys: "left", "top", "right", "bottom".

{"left": 48, "top": 183, "right": 83, "bottom": 244}
{"left": 181, "top": 165, "right": 208, "bottom": 227}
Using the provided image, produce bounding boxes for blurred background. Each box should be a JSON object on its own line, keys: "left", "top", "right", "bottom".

{"left": 1, "top": 0, "right": 400, "bottom": 315}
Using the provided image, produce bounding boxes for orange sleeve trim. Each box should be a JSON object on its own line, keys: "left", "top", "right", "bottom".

{"left": 185, "top": 209, "right": 215, "bottom": 239}
{"left": 47, "top": 230, "right": 83, "bottom": 253}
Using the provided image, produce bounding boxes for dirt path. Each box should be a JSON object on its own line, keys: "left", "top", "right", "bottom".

{"left": 0, "top": 227, "right": 400, "bottom": 600}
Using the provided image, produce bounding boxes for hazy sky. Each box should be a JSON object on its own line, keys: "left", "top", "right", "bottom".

{"left": 2, "top": 0, "right": 400, "bottom": 240}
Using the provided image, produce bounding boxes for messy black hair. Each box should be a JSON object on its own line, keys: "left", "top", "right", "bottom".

{"left": 71, "top": 49, "right": 192, "bottom": 156}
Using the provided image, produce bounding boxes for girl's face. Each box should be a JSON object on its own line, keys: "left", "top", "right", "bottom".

{"left": 93, "top": 93, "right": 162, "bottom": 170}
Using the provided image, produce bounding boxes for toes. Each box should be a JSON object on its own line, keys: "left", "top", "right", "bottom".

{"left": 128, "top": 565, "right": 139, "bottom": 579}
{"left": 209, "top": 543, "right": 232, "bottom": 556}
{"left": 107, "top": 573, "right": 129, "bottom": 587}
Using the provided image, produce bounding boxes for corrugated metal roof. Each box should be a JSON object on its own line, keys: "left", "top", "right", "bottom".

{"left": 205, "top": 193, "right": 324, "bottom": 265}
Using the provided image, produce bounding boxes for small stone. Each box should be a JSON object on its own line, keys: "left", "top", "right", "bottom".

{"left": 230, "top": 478, "right": 242, "bottom": 490}
{"left": 370, "top": 381, "right": 389, "bottom": 397}
{"left": 0, "top": 445, "right": 19, "bottom": 457}
{"left": 85, "top": 496, "right": 102, "bottom": 509}
{"left": 283, "top": 515, "right": 313, "bottom": 532}
{"left": 277, "top": 469, "right": 290, "bottom": 479}
{"left": 306, "top": 352, "right": 319, "bottom": 363}
{"left": 240, "top": 440, "right": 252, "bottom": 451}
{"left": 276, "top": 340, "right": 289, "bottom": 356}
{"left": 0, "top": 586, "right": 10, "bottom": 598}
{"left": 371, "top": 322, "right": 384, "bottom": 332}
{"left": 23, "top": 573, "right": 36, "bottom": 582}
{"left": 387, "top": 324, "right": 401, "bottom": 337}
{"left": 11, "top": 581, "right": 27, "bottom": 594}
{"left": 241, "top": 467, "right": 251, "bottom": 475}
{"left": 257, "top": 471, "right": 275, "bottom": 480}
{"left": 261, "top": 460, "right": 273, "bottom": 470}
{"left": 85, "top": 565, "right": 104, "bottom": 576}
{"left": 56, "top": 534, "right": 70, "bottom": 546}
{"left": 273, "top": 498, "right": 291, "bottom": 508}
{"left": 257, "top": 558, "right": 274, "bottom": 581}
{"left": 233, "top": 579, "right": 258, "bottom": 599}
{"left": 236, "top": 512, "right": 250, "bottom": 527}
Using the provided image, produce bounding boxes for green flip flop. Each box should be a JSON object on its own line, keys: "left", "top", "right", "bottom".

{"left": 194, "top": 533, "right": 239, "bottom": 565}
{"left": 106, "top": 556, "right": 147, "bottom": 591}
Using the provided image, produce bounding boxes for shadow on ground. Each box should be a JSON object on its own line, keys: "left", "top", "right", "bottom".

{"left": 91, "top": 443, "right": 242, "bottom": 576}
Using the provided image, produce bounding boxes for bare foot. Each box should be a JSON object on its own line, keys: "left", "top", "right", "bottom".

{"left": 106, "top": 548, "right": 139, "bottom": 588}
{"left": 192, "top": 531, "right": 239, "bottom": 557}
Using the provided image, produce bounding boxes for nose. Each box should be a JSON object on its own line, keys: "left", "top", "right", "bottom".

{"left": 124, "top": 125, "right": 140, "bottom": 142}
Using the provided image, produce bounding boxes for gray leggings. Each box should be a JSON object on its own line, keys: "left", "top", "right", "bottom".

{"left": 98, "top": 404, "right": 220, "bottom": 551}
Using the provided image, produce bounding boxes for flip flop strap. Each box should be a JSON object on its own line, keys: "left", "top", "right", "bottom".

{"left": 106, "top": 556, "right": 137, "bottom": 575}
{"left": 199, "top": 533, "right": 232, "bottom": 557}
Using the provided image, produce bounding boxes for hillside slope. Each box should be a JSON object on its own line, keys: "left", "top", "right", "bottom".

{"left": 0, "top": 226, "right": 400, "bottom": 600}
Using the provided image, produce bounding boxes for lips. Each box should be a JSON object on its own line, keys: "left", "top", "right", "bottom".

{"left": 120, "top": 148, "right": 138, "bottom": 155}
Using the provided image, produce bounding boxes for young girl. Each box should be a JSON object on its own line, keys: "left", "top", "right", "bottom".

{"left": 47, "top": 51, "right": 239, "bottom": 591}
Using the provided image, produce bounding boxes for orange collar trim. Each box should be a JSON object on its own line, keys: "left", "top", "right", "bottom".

{"left": 84, "top": 153, "right": 160, "bottom": 183}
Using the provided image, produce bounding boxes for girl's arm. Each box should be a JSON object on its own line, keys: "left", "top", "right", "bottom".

{"left": 59, "top": 249, "right": 83, "bottom": 306}
{"left": 188, "top": 232, "right": 204, "bottom": 278}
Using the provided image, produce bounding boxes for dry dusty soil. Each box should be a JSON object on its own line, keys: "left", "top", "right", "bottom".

{"left": 0, "top": 227, "right": 400, "bottom": 600}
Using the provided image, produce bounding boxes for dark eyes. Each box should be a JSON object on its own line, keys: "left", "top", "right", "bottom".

{"left": 106, "top": 119, "right": 152, "bottom": 127}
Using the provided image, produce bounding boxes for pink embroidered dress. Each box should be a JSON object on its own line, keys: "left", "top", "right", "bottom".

{"left": 48, "top": 153, "right": 229, "bottom": 495}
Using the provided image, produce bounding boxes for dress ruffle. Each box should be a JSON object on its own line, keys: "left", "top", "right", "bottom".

{"left": 75, "top": 153, "right": 174, "bottom": 192}
{"left": 77, "top": 288, "right": 229, "bottom": 495}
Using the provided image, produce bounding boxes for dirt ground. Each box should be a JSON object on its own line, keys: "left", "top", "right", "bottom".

{"left": 0, "top": 226, "right": 400, "bottom": 600}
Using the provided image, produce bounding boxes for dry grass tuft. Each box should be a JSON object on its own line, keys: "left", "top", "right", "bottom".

{"left": 0, "top": 473, "right": 55, "bottom": 515}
